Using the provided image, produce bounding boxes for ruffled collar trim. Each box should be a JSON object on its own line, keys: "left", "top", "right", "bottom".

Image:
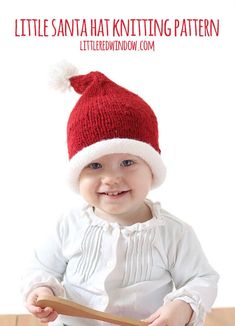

{"left": 80, "top": 199, "right": 165, "bottom": 232}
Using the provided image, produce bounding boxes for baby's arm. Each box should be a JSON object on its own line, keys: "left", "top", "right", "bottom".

{"left": 143, "top": 300, "right": 193, "bottom": 326}
{"left": 26, "top": 286, "right": 58, "bottom": 323}
{"left": 159, "top": 224, "right": 219, "bottom": 325}
{"left": 22, "top": 217, "right": 68, "bottom": 321}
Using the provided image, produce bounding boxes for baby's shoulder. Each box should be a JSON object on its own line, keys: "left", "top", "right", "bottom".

{"left": 153, "top": 202, "right": 192, "bottom": 240}
{"left": 160, "top": 208, "right": 188, "bottom": 227}
{"left": 57, "top": 204, "right": 89, "bottom": 233}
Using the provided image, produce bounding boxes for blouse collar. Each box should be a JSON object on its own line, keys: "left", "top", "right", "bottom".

{"left": 81, "top": 199, "right": 165, "bottom": 232}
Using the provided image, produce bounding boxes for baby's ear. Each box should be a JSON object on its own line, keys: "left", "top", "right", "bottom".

{"left": 150, "top": 172, "right": 155, "bottom": 187}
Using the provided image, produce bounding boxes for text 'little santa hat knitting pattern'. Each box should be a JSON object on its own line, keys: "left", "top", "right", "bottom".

{"left": 51, "top": 62, "right": 166, "bottom": 192}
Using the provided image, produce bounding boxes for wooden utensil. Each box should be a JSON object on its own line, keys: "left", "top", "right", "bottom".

{"left": 36, "top": 296, "right": 148, "bottom": 326}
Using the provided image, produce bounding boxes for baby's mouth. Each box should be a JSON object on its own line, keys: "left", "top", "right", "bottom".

{"left": 99, "top": 190, "right": 130, "bottom": 197}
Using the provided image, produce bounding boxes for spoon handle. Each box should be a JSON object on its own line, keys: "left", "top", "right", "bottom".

{"left": 36, "top": 296, "right": 147, "bottom": 326}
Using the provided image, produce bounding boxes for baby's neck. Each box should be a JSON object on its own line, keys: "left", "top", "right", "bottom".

{"left": 93, "top": 203, "right": 153, "bottom": 226}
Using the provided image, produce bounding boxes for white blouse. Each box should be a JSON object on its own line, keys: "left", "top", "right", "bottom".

{"left": 21, "top": 200, "right": 219, "bottom": 326}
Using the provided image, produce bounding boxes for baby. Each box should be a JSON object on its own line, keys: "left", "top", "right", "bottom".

{"left": 22, "top": 65, "right": 219, "bottom": 326}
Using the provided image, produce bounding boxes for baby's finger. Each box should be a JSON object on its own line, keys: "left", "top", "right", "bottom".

{"left": 39, "top": 310, "right": 58, "bottom": 323}
{"left": 143, "top": 321, "right": 163, "bottom": 326}
{"left": 142, "top": 311, "right": 160, "bottom": 323}
{"left": 26, "top": 304, "right": 43, "bottom": 315}
{"left": 35, "top": 307, "right": 53, "bottom": 319}
{"left": 148, "top": 318, "right": 166, "bottom": 326}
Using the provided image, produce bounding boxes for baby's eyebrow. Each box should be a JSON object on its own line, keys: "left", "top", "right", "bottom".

{"left": 89, "top": 160, "right": 102, "bottom": 163}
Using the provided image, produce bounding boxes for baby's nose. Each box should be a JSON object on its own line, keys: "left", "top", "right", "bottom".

{"left": 101, "top": 173, "right": 122, "bottom": 185}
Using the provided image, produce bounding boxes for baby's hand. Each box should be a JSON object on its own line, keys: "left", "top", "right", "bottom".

{"left": 25, "top": 286, "right": 58, "bottom": 323}
{"left": 142, "top": 300, "right": 193, "bottom": 326}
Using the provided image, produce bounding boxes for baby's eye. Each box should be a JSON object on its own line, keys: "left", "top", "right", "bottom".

{"left": 88, "top": 162, "right": 102, "bottom": 170}
{"left": 121, "top": 159, "right": 135, "bottom": 167}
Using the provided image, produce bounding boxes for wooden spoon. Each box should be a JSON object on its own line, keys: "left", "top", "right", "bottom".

{"left": 36, "top": 296, "right": 148, "bottom": 326}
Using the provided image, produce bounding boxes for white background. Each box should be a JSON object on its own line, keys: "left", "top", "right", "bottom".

{"left": 0, "top": 0, "right": 234, "bottom": 313}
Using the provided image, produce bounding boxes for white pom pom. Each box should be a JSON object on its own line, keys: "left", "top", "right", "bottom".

{"left": 49, "top": 61, "right": 79, "bottom": 92}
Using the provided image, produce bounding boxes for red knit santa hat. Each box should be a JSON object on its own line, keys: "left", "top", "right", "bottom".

{"left": 52, "top": 62, "right": 166, "bottom": 192}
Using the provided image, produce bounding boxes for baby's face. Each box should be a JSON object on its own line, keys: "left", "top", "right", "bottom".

{"left": 79, "top": 153, "right": 153, "bottom": 224}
